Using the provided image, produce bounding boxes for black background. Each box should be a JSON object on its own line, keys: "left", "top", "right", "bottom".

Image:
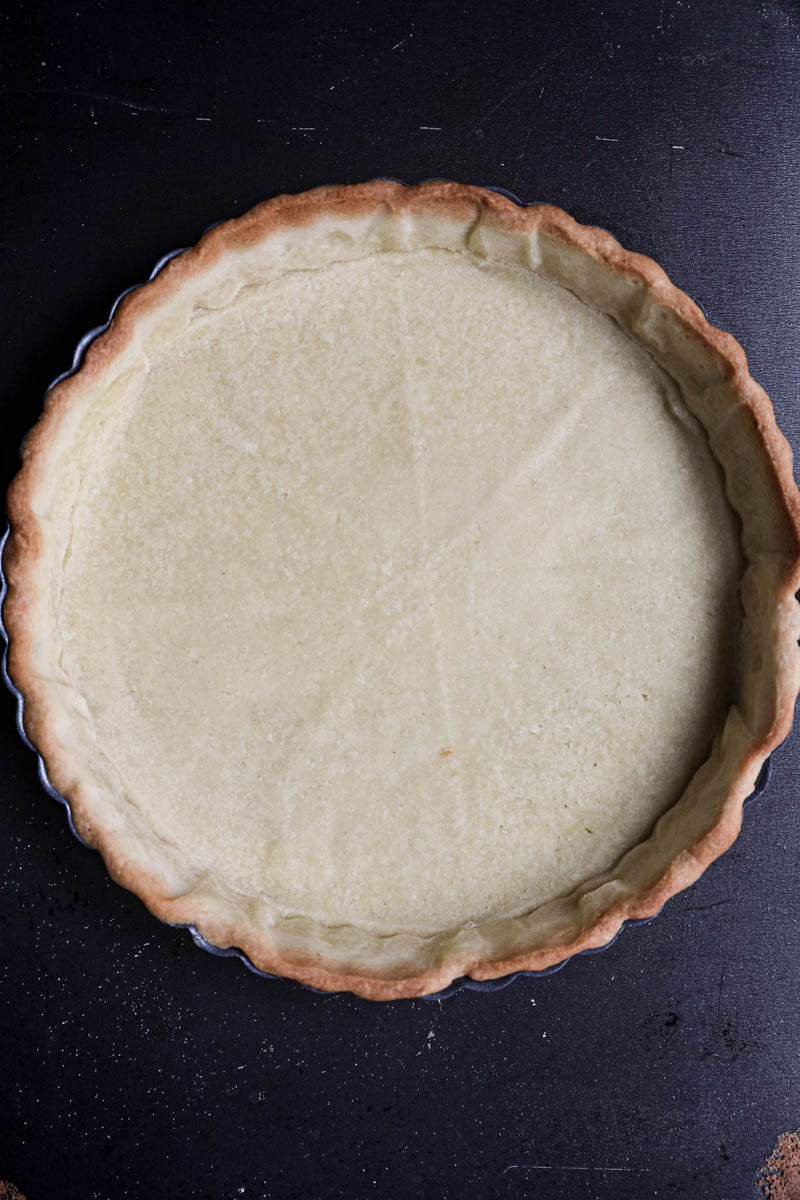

{"left": 2, "top": 3, "right": 800, "bottom": 1198}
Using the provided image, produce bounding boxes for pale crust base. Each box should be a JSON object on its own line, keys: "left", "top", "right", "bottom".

{"left": 4, "top": 180, "right": 800, "bottom": 999}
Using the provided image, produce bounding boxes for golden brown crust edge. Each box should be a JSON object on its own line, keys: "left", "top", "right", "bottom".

{"left": 4, "top": 179, "right": 800, "bottom": 1000}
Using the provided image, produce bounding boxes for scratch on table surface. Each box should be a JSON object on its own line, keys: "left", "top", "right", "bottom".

{"left": 503, "top": 1164, "right": 651, "bottom": 1174}
{"left": 515, "top": 88, "right": 546, "bottom": 161}
{"left": 470, "top": 45, "right": 568, "bottom": 135}
{"left": 682, "top": 897, "right": 736, "bottom": 914}
{"left": 760, "top": 1046, "right": 800, "bottom": 1093}
{"left": 391, "top": 35, "right": 412, "bottom": 50}
{"left": 0, "top": 87, "right": 181, "bottom": 115}
{"left": 452, "top": 1125, "right": 504, "bottom": 1200}
{"left": 715, "top": 967, "right": 726, "bottom": 1032}
{"left": 595, "top": 135, "right": 619, "bottom": 142}
{"left": 419, "top": 125, "right": 441, "bottom": 130}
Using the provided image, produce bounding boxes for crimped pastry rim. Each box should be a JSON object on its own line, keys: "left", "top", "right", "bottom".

{"left": 4, "top": 180, "right": 800, "bottom": 1000}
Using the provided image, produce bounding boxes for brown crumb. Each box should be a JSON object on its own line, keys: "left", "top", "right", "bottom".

{"left": 439, "top": 747, "right": 453, "bottom": 757}
{"left": 0, "top": 1183, "right": 27, "bottom": 1200}
{"left": 757, "top": 1128, "right": 800, "bottom": 1199}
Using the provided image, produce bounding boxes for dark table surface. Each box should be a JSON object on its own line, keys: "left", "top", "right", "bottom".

{"left": 2, "top": 2, "right": 800, "bottom": 1198}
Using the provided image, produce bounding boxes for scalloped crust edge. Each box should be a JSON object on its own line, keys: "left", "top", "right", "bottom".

{"left": 4, "top": 180, "right": 800, "bottom": 1000}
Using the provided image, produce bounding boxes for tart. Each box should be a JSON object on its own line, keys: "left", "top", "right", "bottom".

{"left": 4, "top": 180, "right": 800, "bottom": 999}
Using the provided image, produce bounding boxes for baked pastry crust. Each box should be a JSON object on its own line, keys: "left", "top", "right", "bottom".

{"left": 4, "top": 180, "right": 800, "bottom": 999}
